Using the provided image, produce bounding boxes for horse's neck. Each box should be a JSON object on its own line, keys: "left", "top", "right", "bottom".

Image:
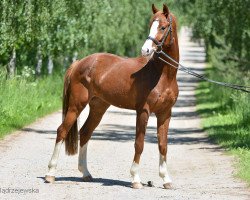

{"left": 155, "top": 45, "right": 179, "bottom": 81}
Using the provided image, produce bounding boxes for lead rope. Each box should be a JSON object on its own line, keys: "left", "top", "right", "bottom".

{"left": 155, "top": 50, "right": 250, "bottom": 93}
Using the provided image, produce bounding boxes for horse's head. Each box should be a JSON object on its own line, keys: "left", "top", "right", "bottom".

{"left": 141, "top": 4, "right": 174, "bottom": 57}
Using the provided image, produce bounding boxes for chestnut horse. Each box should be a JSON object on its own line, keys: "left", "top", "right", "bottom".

{"left": 45, "top": 4, "right": 179, "bottom": 189}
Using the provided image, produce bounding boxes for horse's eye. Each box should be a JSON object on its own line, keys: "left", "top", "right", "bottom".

{"left": 161, "top": 26, "right": 166, "bottom": 31}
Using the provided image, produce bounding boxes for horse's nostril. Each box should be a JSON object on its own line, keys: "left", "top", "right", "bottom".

{"left": 146, "top": 49, "right": 149, "bottom": 53}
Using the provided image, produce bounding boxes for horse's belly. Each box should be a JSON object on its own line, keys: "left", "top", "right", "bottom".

{"left": 93, "top": 80, "right": 137, "bottom": 110}
{"left": 98, "top": 92, "right": 136, "bottom": 110}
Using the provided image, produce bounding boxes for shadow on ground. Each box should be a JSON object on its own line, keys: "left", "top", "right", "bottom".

{"left": 37, "top": 176, "right": 131, "bottom": 187}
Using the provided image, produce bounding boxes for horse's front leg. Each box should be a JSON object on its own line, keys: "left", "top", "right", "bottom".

{"left": 156, "top": 110, "right": 172, "bottom": 189}
{"left": 130, "top": 108, "right": 149, "bottom": 189}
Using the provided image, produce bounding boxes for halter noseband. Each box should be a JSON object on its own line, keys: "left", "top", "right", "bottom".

{"left": 147, "top": 15, "right": 173, "bottom": 52}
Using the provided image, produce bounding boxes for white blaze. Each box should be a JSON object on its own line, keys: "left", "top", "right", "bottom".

{"left": 141, "top": 20, "right": 159, "bottom": 56}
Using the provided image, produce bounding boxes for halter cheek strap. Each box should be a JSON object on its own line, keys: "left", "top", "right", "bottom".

{"left": 147, "top": 15, "right": 173, "bottom": 51}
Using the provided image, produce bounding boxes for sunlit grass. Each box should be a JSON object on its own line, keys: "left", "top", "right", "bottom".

{"left": 0, "top": 70, "right": 63, "bottom": 138}
{"left": 196, "top": 65, "right": 250, "bottom": 184}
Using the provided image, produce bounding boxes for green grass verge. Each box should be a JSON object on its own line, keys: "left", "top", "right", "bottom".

{"left": 0, "top": 70, "right": 63, "bottom": 138}
{"left": 196, "top": 65, "right": 250, "bottom": 185}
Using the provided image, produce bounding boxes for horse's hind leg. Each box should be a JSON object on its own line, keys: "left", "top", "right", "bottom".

{"left": 45, "top": 84, "right": 89, "bottom": 183}
{"left": 78, "top": 97, "right": 109, "bottom": 181}
{"left": 45, "top": 110, "right": 80, "bottom": 183}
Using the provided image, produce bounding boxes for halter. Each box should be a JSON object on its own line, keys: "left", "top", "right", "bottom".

{"left": 147, "top": 15, "right": 173, "bottom": 52}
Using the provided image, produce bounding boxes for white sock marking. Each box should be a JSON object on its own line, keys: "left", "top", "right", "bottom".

{"left": 130, "top": 161, "right": 141, "bottom": 183}
{"left": 46, "top": 140, "right": 63, "bottom": 176}
{"left": 78, "top": 142, "right": 91, "bottom": 177}
{"left": 159, "top": 154, "right": 172, "bottom": 183}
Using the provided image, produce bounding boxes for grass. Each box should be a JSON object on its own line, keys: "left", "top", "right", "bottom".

{"left": 0, "top": 69, "right": 63, "bottom": 138}
{"left": 196, "top": 64, "right": 250, "bottom": 184}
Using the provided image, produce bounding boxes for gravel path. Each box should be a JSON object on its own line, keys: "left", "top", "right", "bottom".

{"left": 0, "top": 27, "right": 249, "bottom": 200}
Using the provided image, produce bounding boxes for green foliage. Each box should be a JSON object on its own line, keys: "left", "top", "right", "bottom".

{"left": 196, "top": 68, "right": 250, "bottom": 149}
{"left": 178, "top": 0, "right": 250, "bottom": 64}
{"left": 232, "top": 149, "right": 250, "bottom": 183}
{"left": 0, "top": 1, "right": 182, "bottom": 73}
{"left": 0, "top": 69, "right": 63, "bottom": 137}
{"left": 196, "top": 66, "right": 250, "bottom": 183}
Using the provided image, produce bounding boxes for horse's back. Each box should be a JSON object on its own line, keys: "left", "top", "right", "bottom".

{"left": 73, "top": 52, "right": 147, "bottom": 82}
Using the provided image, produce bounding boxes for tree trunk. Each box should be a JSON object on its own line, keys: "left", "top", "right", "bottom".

{"left": 6, "top": 48, "right": 16, "bottom": 78}
{"left": 47, "top": 55, "right": 53, "bottom": 75}
{"left": 36, "top": 45, "right": 43, "bottom": 76}
{"left": 63, "top": 56, "right": 69, "bottom": 71}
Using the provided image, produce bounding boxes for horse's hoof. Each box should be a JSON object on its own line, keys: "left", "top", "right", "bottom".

{"left": 132, "top": 182, "right": 143, "bottom": 189}
{"left": 82, "top": 175, "right": 93, "bottom": 182}
{"left": 163, "top": 183, "right": 172, "bottom": 189}
{"left": 45, "top": 175, "right": 55, "bottom": 183}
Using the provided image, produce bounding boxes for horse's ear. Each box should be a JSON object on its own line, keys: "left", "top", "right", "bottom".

{"left": 152, "top": 4, "right": 159, "bottom": 14}
{"left": 163, "top": 4, "right": 169, "bottom": 17}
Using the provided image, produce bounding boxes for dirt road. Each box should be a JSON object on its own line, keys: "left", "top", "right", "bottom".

{"left": 0, "top": 28, "right": 249, "bottom": 200}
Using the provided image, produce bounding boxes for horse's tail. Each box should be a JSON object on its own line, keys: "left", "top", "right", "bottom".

{"left": 63, "top": 62, "right": 78, "bottom": 156}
